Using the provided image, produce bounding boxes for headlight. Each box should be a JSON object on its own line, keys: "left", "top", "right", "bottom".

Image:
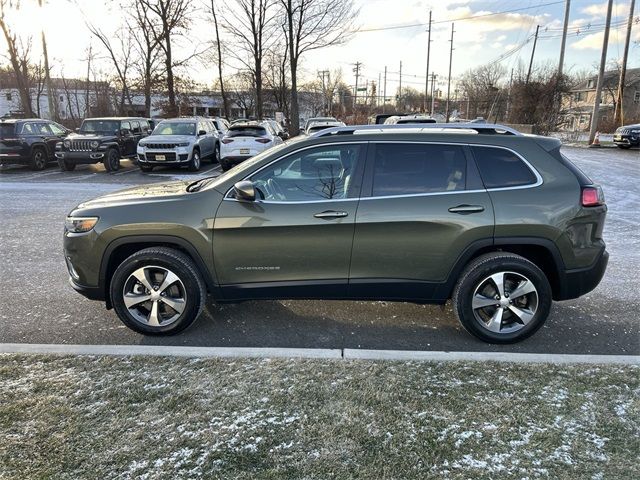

{"left": 138, "top": 142, "right": 146, "bottom": 147}
{"left": 65, "top": 216, "right": 99, "bottom": 233}
{"left": 631, "top": 129, "right": 640, "bottom": 134}
{"left": 63, "top": 140, "right": 71, "bottom": 148}
{"left": 177, "top": 142, "right": 190, "bottom": 147}
{"left": 90, "top": 140, "right": 100, "bottom": 149}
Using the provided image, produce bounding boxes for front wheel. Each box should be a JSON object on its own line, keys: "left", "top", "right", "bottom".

{"left": 139, "top": 165, "right": 153, "bottom": 173}
{"left": 452, "top": 252, "right": 552, "bottom": 344}
{"left": 103, "top": 149, "right": 120, "bottom": 172}
{"left": 30, "top": 148, "right": 47, "bottom": 170}
{"left": 110, "top": 247, "right": 207, "bottom": 335}
{"left": 188, "top": 150, "right": 201, "bottom": 172}
{"left": 58, "top": 158, "right": 76, "bottom": 171}
{"left": 617, "top": 144, "right": 631, "bottom": 149}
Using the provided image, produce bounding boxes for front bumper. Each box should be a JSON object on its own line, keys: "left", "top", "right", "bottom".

{"left": 68, "top": 276, "right": 105, "bottom": 301}
{"left": 138, "top": 150, "right": 190, "bottom": 165}
{"left": 55, "top": 151, "right": 105, "bottom": 164}
{"left": 557, "top": 248, "right": 609, "bottom": 300}
{"left": 613, "top": 134, "right": 640, "bottom": 146}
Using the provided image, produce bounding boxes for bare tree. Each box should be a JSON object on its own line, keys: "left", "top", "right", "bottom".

{"left": 228, "top": 71, "right": 256, "bottom": 117}
{"left": 222, "top": 0, "right": 278, "bottom": 120}
{"left": 128, "top": 1, "right": 164, "bottom": 117}
{"left": 0, "top": 0, "right": 35, "bottom": 116}
{"left": 264, "top": 45, "right": 289, "bottom": 118}
{"left": 139, "top": 0, "right": 191, "bottom": 117}
{"left": 87, "top": 24, "right": 136, "bottom": 114}
{"left": 208, "top": 0, "right": 230, "bottom": 118}
{"left": 280, "top": 0, "right": 357, "bottom": 135}
{"left": 458, "top": 63, "right": 507, "bottom": 120}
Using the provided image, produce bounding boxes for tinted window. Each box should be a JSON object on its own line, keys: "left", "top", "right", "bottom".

{"left": 372, "top": 143, "right": 467, "bottom": 196}
{"left": 0, "top": 123, "right": 15, "bottom": 137}
{"left": 472, "top": 146, "right": 537, "bottom": 189}
{"left": 80, "top": 120, "right": 120, "bottom": 134}
{"left": 251, "top": 144, "right": 361, "bottom": 201}
{"left": 228, "top": 126, "right": 267, "bottom": 138}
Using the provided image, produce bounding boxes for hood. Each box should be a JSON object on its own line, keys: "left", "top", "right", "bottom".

{"left": 73, "top": 180, "right": 191, "bottom": 212}
{"left": 141, "top": 134, "right": 193, "bottom": 143}
{"left": 67, "top": 132, "right": 117, "bottom": 141}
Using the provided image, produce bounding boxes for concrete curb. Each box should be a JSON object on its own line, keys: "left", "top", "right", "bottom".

{"left": 0, "top": 344, "right": 342, "bottom": 359}
{"left": 0, "top": 344, "right": 638, "bottom": 365}
{"left": 343, "top": 349, "right": 640, "bottom": 365}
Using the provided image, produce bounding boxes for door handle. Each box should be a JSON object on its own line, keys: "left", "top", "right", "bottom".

{"left": 448, "top": 204, "right": 485, "bottom": 214}
{"left": 314, "top": 210, "right": 349, "bottom": 219}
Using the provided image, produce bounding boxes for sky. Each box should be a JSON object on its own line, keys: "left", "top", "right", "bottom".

{"left": 1, "top": 0, "right": 638, "bottom": 96}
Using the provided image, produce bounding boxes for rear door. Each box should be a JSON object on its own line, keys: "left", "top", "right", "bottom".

{"left": 213, "top": 142, "right": 366, "bottom": 299}
{"left": 349, "top": 141, "right": 494, "bottom": 301}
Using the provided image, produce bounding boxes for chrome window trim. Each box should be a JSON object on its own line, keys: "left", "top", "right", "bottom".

{"left": 222, "top": 140, "right": 544, "bottom": 205}
{"left": 223, "top": 141, "right": 368, "bottom": 203}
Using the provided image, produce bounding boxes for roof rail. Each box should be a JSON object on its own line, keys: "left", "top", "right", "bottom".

{"left": 311, "top": 123, "right": 522, "bottom": 137}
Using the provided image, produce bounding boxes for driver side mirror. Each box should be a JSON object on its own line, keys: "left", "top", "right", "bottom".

{"left": 198, "top": 129, "right": 207, "bottom": 136}
{"left": 278, "top": 131, "right": 289, "bottom": 140}
{"left": 120, "top": 128, "right": 131, "bottom": 136}
{"left": 233, "top": 180, "right": 256, "bottom": 202}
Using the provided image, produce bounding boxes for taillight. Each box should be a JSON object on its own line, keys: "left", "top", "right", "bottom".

{"left": 581, "top": 186, "right": 605, "bottom": 207}
{"left": 221, "top": 138, "right": 234, "bottom": 144}
{"left": 255, "top": 138, "right": 271, "bottom": 144}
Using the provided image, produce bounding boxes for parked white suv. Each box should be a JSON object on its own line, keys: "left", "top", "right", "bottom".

{"left": 136, "top": 117, "right": 220, "bottom": 172}
{"left": 220, "top": 121, "right": 283, "bottom": 171}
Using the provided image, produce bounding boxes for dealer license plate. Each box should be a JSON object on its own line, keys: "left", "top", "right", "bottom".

{"left": 155, "top": 154, "right": 166, "bottom": 161}
{"left": 240, "top": 148, "right": 250, "bottom": 155}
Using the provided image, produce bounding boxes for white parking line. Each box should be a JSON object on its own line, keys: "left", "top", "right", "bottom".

{"left": 0, "top": 344, "right": 637, "bottom": 364}
{"left": 114, "top": 168, "right": 139, "bottom": 176}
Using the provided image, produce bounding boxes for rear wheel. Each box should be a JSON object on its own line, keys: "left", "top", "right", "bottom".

{"left": 30, "top": 147, "right": 47, "bottom": 170}
{"left": 452, "top": 252, "right": 552, "bottom": 344}
{"left": 212, "top": 144, "right": 220, "bottom": 164}
{"left": 103, "top": 149, "right": 120, "bottom": 172}
{"left": 110, "top": 247, "right": 206, "bottom": 335}
{"left": 220, "top": 159, "right": 231, "bottom": 171}
{"left": 58, "top": 158, "right": 76, "bottom": 171}
{"left": 188, "top": 149, "right": 201, "bottom": 172}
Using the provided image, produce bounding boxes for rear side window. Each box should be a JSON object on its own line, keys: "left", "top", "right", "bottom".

{"left": 471, "top": 146, "right": 537, "bottom": 189}
{"left": 228, "top": 126, "right": 267, "bottom": 137}
{"left": 372, "top": 143, "right": 467, "bottom": 196}
{"left": 0, "top": 123, "right": 16, "bottom": 136}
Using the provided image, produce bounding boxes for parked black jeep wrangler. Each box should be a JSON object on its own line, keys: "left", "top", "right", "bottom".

{"left": 56, "top": 117, "right": 150, "bottom": 172}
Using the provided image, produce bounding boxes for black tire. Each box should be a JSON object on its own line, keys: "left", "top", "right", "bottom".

{"left": 220, "top": 159, "right": 231, "bottom": 171}
{"left": 140, "top": 165, "right": 154, "bottom": 173}
{"left": 30, "top": 147, "right": 47, "bottom": 171}
{"left": 212, "top": 144, "right": 220, "bottom": 164}
{"left": 110, "top": 247, "right": 207, "bottom": 335}
{"left": 103, "top": 149, "right": 120, "bottom": 172}
{"left": 58, "top": 158, "right": 76, "bottom": 171}
{"left": 188, "top": 149, "right": 201, "bottom": 172}
{"left": 617, "top": 144, "right": 631, "bottom": 149}
{"left": 452, "top": 252, "right": 552, "bottom": 344}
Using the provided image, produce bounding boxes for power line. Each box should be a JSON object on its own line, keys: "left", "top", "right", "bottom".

{"left": 355, "top": 1, "right": 564, "bottom": 33}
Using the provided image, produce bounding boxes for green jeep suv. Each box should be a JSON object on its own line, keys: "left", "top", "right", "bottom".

{"left": 63, "top": 124, "right": 608, "bottom": 343}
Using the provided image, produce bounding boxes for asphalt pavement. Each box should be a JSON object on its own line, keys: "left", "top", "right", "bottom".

{"left": 0, "top": 147, "right": 638, "bottom": 354}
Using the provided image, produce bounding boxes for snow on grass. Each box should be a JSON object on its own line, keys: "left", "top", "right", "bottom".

{"left": 0, "top": 355, "right": 638, "bottom": 479}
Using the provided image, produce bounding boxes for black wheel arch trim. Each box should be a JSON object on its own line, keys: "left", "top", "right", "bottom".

{"left": 99, "top": 235, "right": 218, "bottom": 302}
{"left": 30, "top": 142, "right": 50, "bottom": 158}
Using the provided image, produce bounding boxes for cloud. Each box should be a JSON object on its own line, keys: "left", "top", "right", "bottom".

{"left": 581, "top": 1, "right": 630, "bottom": 17}
{"left": 571, "top": 24, "right": 640, "bottom": 50}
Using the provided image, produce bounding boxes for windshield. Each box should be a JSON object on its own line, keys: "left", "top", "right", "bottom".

{"left": 153, "top": 122, "right": 196, "bottom": 136}
{"left": 200, "top": 137, "right": 306, "bottom": 191}
{"left": 80, "top": 120, "right": 120, "bottom": 134}
{"left": 227, "top": 126, "right": 267, "bottom": 137}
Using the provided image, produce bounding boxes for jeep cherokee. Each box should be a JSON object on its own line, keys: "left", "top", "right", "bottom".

{"left": 63, "top": 124, "right": 608, "bottom": 343}
{"left": 56, "top": 117, "right": 150, "bottom": 172}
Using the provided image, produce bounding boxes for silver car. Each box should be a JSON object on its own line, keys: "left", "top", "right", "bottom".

{"left": 136, "top": 117, "right": 220, "bottom": 172}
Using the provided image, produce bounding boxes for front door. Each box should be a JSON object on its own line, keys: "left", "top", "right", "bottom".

{"left": 120, "top": 121, "right": 135, "bottom": 156}
{"left": 213, "top": 142, "right": 366, "bottom": 299}
{"left": 349, "top": 141, "right": 494, "bottom": 301}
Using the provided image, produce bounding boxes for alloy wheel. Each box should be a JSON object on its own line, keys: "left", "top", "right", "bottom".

{"left": 471, "top": 271, "right": 538, "bottom": 334}
{"left": 122, "top": 265, "right": 187, "bottom": 327}
{"left": 33, "top": 150, "right": 46, "bottom": 169}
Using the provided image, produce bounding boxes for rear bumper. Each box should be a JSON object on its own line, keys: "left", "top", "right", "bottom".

{"left": 0, "top": 152, "right": 29, "bottom": 164}
{"left": 557, "top": 249, "right": 609, "bottom": 300}
{"left": 221, "top": 155, "right": 251, "bottom": 166}
{"left": 55, "top": 151, "right": 104, "bottom": 164}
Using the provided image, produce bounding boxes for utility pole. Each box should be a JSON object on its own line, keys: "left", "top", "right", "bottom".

{"left": 352, "top": 62, "right": 362, "bottom": 109}
{"left": 430, "top": 73, "right": 437, "bottom": 115}
{"left": 424, "top": 9, "right": 432, "bottom": 113}
{"left": 506, "top": 67, "right": 514, "bottom": 120}
{"left": 398, "top": 61, "right": 402, "bottom": 111}
{"left": 613, "top": 0, "right": 635, "bottom": 126}
{"left": 526, "top": 25, "right": 540, "bottom": 84}
{"left": 383, "top": 66, "right": 387, "bottom": 113}
{"left": 85, "top": 44, "right": 92, "bottom": 118}
{"left": 589, "top": 0, "right": 614, "bottom": 145}
{"left": 558, "top": 1, "right": 571, "bottom": 77}
{"left": 445, "top": 23, "right": 454, "bottom": 123}
{"left": 318, "top": 70, "right": 330, "bottom": 115}
{"left": 378, "top": 72, "right": 381, "bottom": 108}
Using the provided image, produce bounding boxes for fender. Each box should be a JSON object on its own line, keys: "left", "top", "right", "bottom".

{"left": 99, "top": 234, "right": 219, "bottom": 299}
{"left": 29, "top": 142, "right": 50, "bottom": 158}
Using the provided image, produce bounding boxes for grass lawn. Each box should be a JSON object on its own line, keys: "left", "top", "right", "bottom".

{"left": 0, "top": 354, "right": 638, "bottom": 479}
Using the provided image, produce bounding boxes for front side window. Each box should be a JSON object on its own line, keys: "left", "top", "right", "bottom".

{"left": 251, "top": 144, "right": 362, "bottom": 202}
{"left": 49, "top": 123, "right": 66, "bottom": 135}
{"left": 471, "top": 146, "right": 538, "bottom": 189}
{"left": 131, "top": 121, "right": 141, "bottom": 134}
{"left": 121, "top": 121, "right": 131, "bottom": 132}
{"left": 371, "top": 143, "right": 467, "bottom": 197}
